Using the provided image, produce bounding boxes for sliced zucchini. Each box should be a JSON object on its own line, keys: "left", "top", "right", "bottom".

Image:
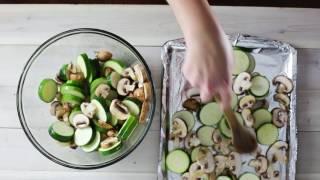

{"left": 99, "top": 141, "right": 122, "bottom": 156}
{"left": 217, "top": 176, "right": 232, "bottom": 180}
{"left": 81, "top": 131, "right": 101, "bottom": 152}
{"left": 90, "top": 77, "right": 108, "bottom": 94}
{"left": 172, "top": 110, "right": 195, "bottom": 131}
{"left": 253, "top": 108, "right": 272, "bottom": 129}
{"left": 239, "top": 173, "right": 260, "bottom": 180}
{"left": 91, "top": 98, "right": 110, "bottom": 122}
{"left": 60, "top": 84, "right": 85, "bottom": 99}
{"left": 77, "top": 53, "right": 93, "bottom": 82}
{"left": 66, "top": 80, "right": 83, "bottom": 88}
{"left": 68, "top": 107, "right": 82, "bottom": 126}
{"left": 197, "top": 126, "right": 215, "bottom": 146}
{"left": 74, "top": 126, "right": 94, "bottom": 146}
{"left": 38, "top": 78, "right": 58, "bottom": 103}
{"left": 199, "top": 102, "right": 223, "bottom": 126}
{"left": 118, "top": 115, "right": 138, "bottom": 141}
{"left": 48, "top": 121, "right": 74, "bottom": 142}
{"left": 257, "top": 123, "right": 278, "bottom": 145}
{"left": 122, "top": 98, "right": 142, "bottom": 116}
{"left": 111, "top": 115, "right": 118, "bottom": 126}
{"left": 103, "top": 59, "right": 126, "bottom": 74}
{"left": 93, "top": 119, "right": 113, "bottom": 133}
{"left": 190, "top": 146, "right": 201, "bottom": 162}
{"left": 232, "top": 50, "right": 253, "bottom": 75}
{"left": 166, "top": 149, "right": 190, "bottom": 173}
{"left": 61, "top": 94, "right": 83, "bottom": 107}
{"left": 250, "top": 75, "right": 270, "bottom": 97}
{"left": 58, "top": 64, "right": 68, "bottom": 81}
{"left": 231, "top": 92, "right": 238, "bottom": 109}
{"left": 106, "top": 71, "right": 121, "bottom": 89}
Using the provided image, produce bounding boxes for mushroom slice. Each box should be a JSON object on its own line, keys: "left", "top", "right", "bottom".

{"left": 72, "top": 114, "right": 90, "bottom": 128}
{"left": 50, "top": 101, "right": 62, "bottom": 116}
{"left": 143, "top": 82, "right": 152, "bottom": 101}
{"left": 273, "top": 75, "right": 294, "bottom": 94}
{"left": 171, "top": 118, "right": 188, "bottom": 139}
{"left": 122, "top": 67, "right": 137, "bottom": 81}
{"left": 198, "top": 152, "right": 215, "bottom": 173}
{"left": 274, "top": 93, "right": 290, "bottom": 110}
{"left": 139, "top": 101, "right": 149, "bottom": 123}
{"left": 212, "top": 129, "right": 223, "bottom": 144}
{"left": 213, "top": 133, "right": 232, "bottom": 155}
{"left": 233, "top": 72, "right": 252, "bottom": 95}
{"left": 267, "top": 140, "right": 288, "bottom": 164}
{"left": 133, "top": 64, "right": 148, "bottom": 87}
{"left": 239, "top": 95, "right": 256, "bottom": 110}
{"left": 181, "top": 172, "right": 190, "bottom": 180}
{"left": 226, "top": 152, "right": 241, "bottom": 175}
{"left": 95, "top": 50, "right": 112, "bottom": 62}
{"left": 241, "top": 108, "right": 255, "bottom": 128}
{"left": 183, "top": 98, "right": 201, "bottom": 112}
{"left": 95, "top": 84, "right": 111, "bottom": 99}
{"left": 272, "top": 108, "right": 289, "bottom": 128}
{"left": 133, "top": 87, "right": 145, "bottom": 102}
{"left": 252, "top": 99, "right": 269, "bottom": 111}
{"left": 117, "top": 78, "right": 132, "bottom": 96}
{"left": 248, "top": 155, "right": 268, "bottom": 174}
{"left": 261, "top": 167, "right": 280, "bottom": 180}
{"left": 189, "top": 162, "right": 203, "bottom": 173}
{"left": 100, "top": 136, "right": 119, "bottom": 148}
{"left": 214, "top": 155, "right": 227, "bottom": 175}
{"left": 109, "top": 99, "right": 130, "bottom": 120}
{"left": 80, "top": 102, "right": 97, "bottom": 118}
{"left": 184, "top": 132, "right": 200, "bottom": 149}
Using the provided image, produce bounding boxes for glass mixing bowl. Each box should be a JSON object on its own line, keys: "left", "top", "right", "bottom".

{"left": 16, "top": 28, "right": 156, "bottom": 169}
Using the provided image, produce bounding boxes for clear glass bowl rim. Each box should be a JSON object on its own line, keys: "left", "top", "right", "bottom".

{"left": 16, "top": 28, "right": 156, "bottom": 170}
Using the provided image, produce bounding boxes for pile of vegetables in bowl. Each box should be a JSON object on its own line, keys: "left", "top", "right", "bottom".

{"left": 38, "top": 50, "right": 151, "bottom": 156}
{"left": 166, "top": 49, "right": 294, "bottom": 180}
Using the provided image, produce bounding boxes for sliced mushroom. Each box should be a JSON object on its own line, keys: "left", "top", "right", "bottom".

{"left": 233, "top": 72, "right": 252, "bottom": 95}
{"left": 273, "top": 75, "right": 294, "bottom": 94}
{"left": 239, "top": 95, "right": 256, "bottom": 110}
{"left": 95, "top": 50, "right": 112, "bottom": 62}
{"left": 186, "top": 87, "right": 201, "bottom": 102}
{"left": 252, "top": 99, "right": 269, "bottom": 111}
{"left": 261, "top": 167, "right": 280, "bottom": 180}
{"left": 184, "top": 132, "right": 200, "bottom": 149}
{"left": 122, "top": 67, "right": 137, "bottom": 81}
{"left": 139, "top": 101, "right": 149, "bottom": 123}
{"left": 212, "top": 129, "right": 223, "bottom": 144}
{"left": 100, "top": 137, "right": 119, "bottom": 148}
{"left": 241, "top": 108, "right": 255, "bottom": 128}
{"left": 267, "top": 141, "right": 288, "bottom": 164}
{"left": 189, "top": 162, "right": 203, "bottom": 173}
{"left": 133, "top": 87, "right": 145, "bottom": 102}
{"left": 109, "top": 99, "right": 130, "bottom": 120}
{"left": 198, "top": 152, "right": 215, "bottom": 173}
{"left": 104, "top": 67, "right": 113, "bottom": 77}
{"left": 106, "top": 129, "right": 117, "bottom": 137}
{"left": 133, "top": 64, "right": 148, "bottom": 87}
{"left": 182, "top": 98, "right": 201, "bottom": 112}
{"left": 272, "top": 108, "right": 289, "bottom": 128}
{"left": 171, "top": 118, "right": 188, "bottom": 139}
{"left": 50, "top": 101, "right": 62, "bottom": 116}
{"left": 248, "top": 155, "right": 268, "bottom": 174}
{"left": 214, "top": 155, "right": 227, "bottom": 175}
{"left": 95, "top": 84, "right": 111, "bottom": 99}
{"left": 143, "top": 82, "right": 152, "bottom": 101}
{"left": 67, "top": 63, "right": 84, "bottom": 81}
{"left": 213, "top": 133, "right": 232, "bottom": 155}
{"left": 72, "top": 114, "right": 90, "bottom": 128}
{"left": 80, "top": 102, "right": 97, "bottom": 118}
{"left": 181, "top": 172, "right": 190, "bottom": 180}
{"left": 117, "top": 78, "right": 132, "bottom": 96}
{"left": 50, "top": 101, "right": 70, "bottom": 121}
{"left": 274, "top": 93, "right": 290, "bottom": 110}
{"left": 226, "top": 152, "right": 241, "bottom": 175}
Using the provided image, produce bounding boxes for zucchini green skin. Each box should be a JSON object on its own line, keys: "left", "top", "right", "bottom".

{"left": 38, "top": 78, "right": 58, "bottom": 103}
{"left": 165, "top": 149, "right": 190, "bottom": 174}
{"left": 58, "top": 64, "right": 69, "bottom": 81}
{"left": 99, "top": 141, "right": 122, "bottom": 156}
{"left": 172, "top": 110, "right": 195, "bottom": 131}
{"left": 118, "top": 115, "right": 138, "bottom": 141}
{"left": 48, "top": 121, "right": 75, "bottom": 142}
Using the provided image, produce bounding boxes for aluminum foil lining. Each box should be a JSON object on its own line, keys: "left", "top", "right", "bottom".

{"left": 158, "top": 34, "right": 297, "bottom": 180}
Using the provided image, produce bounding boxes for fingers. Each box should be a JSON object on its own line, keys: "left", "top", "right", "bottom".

{"left": 216, "top": 81, "right": 232, "bottom": 110}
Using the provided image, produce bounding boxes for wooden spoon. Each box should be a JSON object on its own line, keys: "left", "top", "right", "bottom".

{"left": 224, "top": 107, "right": 258, "bottom": 153}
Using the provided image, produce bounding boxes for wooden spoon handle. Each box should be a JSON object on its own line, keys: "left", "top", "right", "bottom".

{"left": 224, "top": 107, "right": 241, "bottom": 130}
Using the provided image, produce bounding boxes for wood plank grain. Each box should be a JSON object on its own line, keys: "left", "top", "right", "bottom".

{"left": 0, "top": 5, "right": 320, "bottom": 48}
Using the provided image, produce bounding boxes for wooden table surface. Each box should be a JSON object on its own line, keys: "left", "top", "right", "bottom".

{"left": 1, "top": 5, "right": 320, "bottom": 180}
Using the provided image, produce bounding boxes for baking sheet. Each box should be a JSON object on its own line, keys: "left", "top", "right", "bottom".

{"left": 158, "top": 34, "right": 297, "bottom": 180}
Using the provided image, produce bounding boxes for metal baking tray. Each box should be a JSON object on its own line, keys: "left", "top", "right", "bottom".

{"left": 158, "top": 34, "right": 297, "bottom": 180}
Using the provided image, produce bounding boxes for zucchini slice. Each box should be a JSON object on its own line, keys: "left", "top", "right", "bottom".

{"left": 232, "top": 50, "right": 254, "bottom": 75}
{"left": 106, "top": 71, "right": 121, "bottom": 89}
{"left": 103, "top": 59, "right": 126, "bottom": 74}
{"left": 48, "top": 121, "right": 74, "bottom": 142}
{"left": 60, "top": 84, "right": 85, "bottom": 99}
{"left": 172, "top": 110, "right": 195, "bottom": 131}
{"left": 77, "top": 53, "right": 93, "bottom": 82}
{"left": 118, "top": 115, "right": 138, "bottom": 141}
{"left": 122, "top": 98, "right": 142, "bottom": 116}
{"left": 91, "top": 98, "right": 111, "bottom": 122}
{"left": 253, "top": 108, "right": 272, "bottom": 129}
{"left": 249, "top": 75, "right": 270, "bottom": 97}
{"left": 61, "top": 94, "right": 83, "bottom": 107}
{"left": 74, "top": 126, "right": 94, "bottom": 146}
{"left": 231, "top": 91, "right": 238, "bottom": 109}
{"left": 166, "top": 149, "right": 190, "bottom": 173}
{"left": 217, "top": 176, "right": 232, "bottom": 180}
{"left": 90, "top": 77, "right": 109, "bottom": 94}
{"left": 197, "top": 126, "right": 215, "bottom": 146}
{"left": 38, "top": 78, "right": 58, "bottom": 103}
{"left": 81, "top": 131, "right": 101, "bottom": 152}
{"left": 93, "top": 119, "right": 113, "bottom": 133}
{"left": 199, "top": 102, "right": 223, "bottom": 126}
{"left": 111, "top": 115, "right": 118, "bottom": 126}
{"left": 257, "top": 123, "right": 278, "bottom": 145}
{"left": 66, "top": 80, "right": 83, "bottom": 88}
{"left": 68, "top": 107, "right": 82, "bottom": 126}
{"left": 239, "top": 173, "right": 260, "bottom": 180}
{"left": 58, "top": 64, "right": 68, "bottom": 81}
{"left": 190, "top": 146, "right": 201, "bottom": 162}
{"left": 99, "top": 141, "right": 122, "bottom": 156}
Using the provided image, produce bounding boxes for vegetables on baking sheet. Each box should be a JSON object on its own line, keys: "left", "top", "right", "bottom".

{"left": 166, "top": 49, "right": 294, "bottom": 179}
{"left": 38, "top": 50, "right": 152, "bottom": 156}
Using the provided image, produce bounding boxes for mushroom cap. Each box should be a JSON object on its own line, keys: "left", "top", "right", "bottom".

{"left": 183, "top": 98, "right": 201, "bottom": 112}
{"left": 273, "top": 75, "right": 293, "bottom": 94}
{"left": 214, "top": 155, "right": 227, "bottom": 175}
{"left": 72, "top": 114, "right": 90, "bottom": 128}
{"left": 239, "top": 95, "right": 256, "bottom": 109}
{"left": 272, "top": 108, "right": 288, "bottom": 128}
{"left": 100, "top": 136, "right": 119, "bottom": 148}
{"left": 198, "top": 152, "right": 215, "bottom": 173}
{"left": 80, "top": 102, "right": 97, "bottom": 118}
{"left": 95, "top": 84, "right": 111, "bottom": 99}
{"left": 189, "top": 162, "right": 203, "bottom": 173}
{"left": 181, "top": 172, "right": 190, "bottom": 180}
{"left": 261, "top": 167, "right": 280, "bottom": 180}
{"left": 171, "top": 118, "right": 188, "bottom": 138}
{"left": 109, "top": 99, "right": 130, "bottom": 120}
{"left": 226, "top": 152, "right": 241, "bottom": 175}
{"left": 133, "top": 64, "right": 148, "bottom": 87}
{"left": 241, "top": 108, "right": 255, "bottom": 127}
{"left": 267, "top": 140, "right": 288, "bottom": 164}
{"left": 233, "top": 72, "right": 252, "bottom": 95}
{"left": 117, "top": 78, "right": 131, "bottom": 96}
{"left": 184, "top": 132, "right": 200, "bottom": 149}
{"left": 122, "top": 67, "right": 137, "bottom": 81}
{"left": 143, "top": 82, "right": 152, "bottom": 101}
{"left": 273, "top": 93, "right": 290, "bottom": 109}
{"left": 248, "top": 155, "right": 268, "bottom": 174}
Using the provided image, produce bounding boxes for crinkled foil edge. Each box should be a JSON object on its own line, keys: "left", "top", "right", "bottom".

{"left": 158, "top": 34, "right": 297, "bottom": 180}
